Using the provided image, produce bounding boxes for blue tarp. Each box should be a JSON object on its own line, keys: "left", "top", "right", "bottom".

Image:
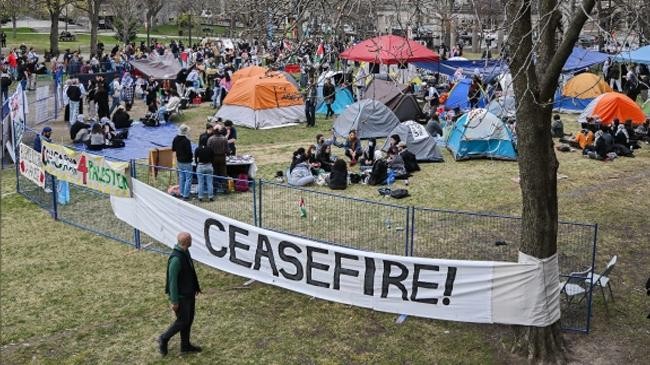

{"left": 71, "top": 122, "right": 180, "bottom": 161}
{"left": 445, "top": 79, "right": 488, "bottom": 111}
{"left": 563, "top": 48, "right": 609, "bottom": 73}
{"left": 316, "top": 87, "right": 355, "bottom": 115}
{"left": 415, "top": 59, "right": 507, "bottom": 81}
{"left": 613, "top": 45, "right": 650, "bottom": 65}
{"left": 552, "top": 89, "right": 593, "bottom": 112}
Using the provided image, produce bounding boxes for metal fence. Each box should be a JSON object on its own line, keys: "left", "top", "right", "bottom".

{"left": 14, "top": 136, "right": 598, "bottom": 333}
{"left": 24, "top": 78, "right": 61, "bottom": 127}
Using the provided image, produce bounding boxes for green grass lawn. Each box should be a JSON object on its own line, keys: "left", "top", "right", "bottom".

{"left": 2, "top": 95, "right": 650, "bottom": 362}
{"left": 4, "top": 32, "right": 121, "bottom": 54}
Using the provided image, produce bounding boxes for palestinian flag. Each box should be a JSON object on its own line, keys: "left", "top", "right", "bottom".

{"left": 315, "top": 42, "right": 324, "bottom": 62}
{"left": 298, "top": 197, "right": 307, "bottom": 218}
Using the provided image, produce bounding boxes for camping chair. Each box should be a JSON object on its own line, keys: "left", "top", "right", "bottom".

{"left": 559, "top": 268, "right": 592, "bottom": 306}
{"left": 585, "top": 255, "right": 617, "bottom": 312}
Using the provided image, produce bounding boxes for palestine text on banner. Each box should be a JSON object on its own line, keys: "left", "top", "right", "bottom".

{"left": 111, "top": 179, "right": 561, "bottom": 327}
{"left": 41, "top": 141, "right": 131, "bottom": 197}
{"left": 19, "top": 143, "right": 46, "bottom": 188}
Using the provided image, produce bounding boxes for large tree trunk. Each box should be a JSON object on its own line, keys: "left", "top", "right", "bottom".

{"left": 90, "top": 12, "right": 98, "bottom": 56}
{"left": 49, "top": 11, "right": 60, "bottom": 56}
{"left": 12, "top": 12, "right": 18, "bottom": 38}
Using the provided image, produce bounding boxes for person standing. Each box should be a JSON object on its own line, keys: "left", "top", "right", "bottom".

{"left": 172, "top": 125, "right": 193, "bottom": 200}
{"left": 0, "top": 31, "right": 6, "bottom": 48}
{"left": 120, "top": 71, "right": 135, "bottom": 111}
{"left": 223, "top": 120, "right": 237, "bottom": 155}
{"left": 66, "top": 80, "right": 83, "bottom": 125}
{"left": 323, "top": 78, "right": 336, "bottom": 118}
{"left": 158, "top": 232, "right": 202, "bottom": 356}
{"left": 109, "top": 75, "right": 121, "bottom": 115}
{"left": 194, "top": 141, "right": 215, "bottom": 202}
{"left": 304, "top": 83, "right": 317, "bottom": 127}
{"left": 33, "top": 127, "right": 52, "bottom": 153}
{"left": 95, "top": 80, "right": 110, "bottom": 119}
{"left": 207, "top": 125, "right": 228, "bottom": 191}
{"left": 0, "top": 65, "right": 11, "bottom": 103}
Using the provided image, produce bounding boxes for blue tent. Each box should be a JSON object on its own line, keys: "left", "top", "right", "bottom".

{"left": 316, "top": 87, "right": 355, "bottom": 115}
{"left": 613, "top": 45, "right": 650, "bottom": 65}
{"left": 447, "top": 109, "right": 517, "bottom": 161}
{"left": 445, "top": 79, "right": 488, "bottom": 111}
{"left": 563, "top": 48, "right": 609, "bottom": 73}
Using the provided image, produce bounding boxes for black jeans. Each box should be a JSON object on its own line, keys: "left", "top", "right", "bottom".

{"left": 305, "top": 103, "right": 316, "bottom": 126}
{"left": 325, "top": 103, "right": 334, "bottom": 118}
{"left": 160, "top": 296, "right": 195, "bottom": 348}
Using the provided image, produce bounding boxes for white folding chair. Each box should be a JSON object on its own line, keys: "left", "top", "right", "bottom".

{"left": 559, "top": 268, "right": 592, "bottom": 305}
{"left": 586, "top": 255, "right": 617, "bottom": 312}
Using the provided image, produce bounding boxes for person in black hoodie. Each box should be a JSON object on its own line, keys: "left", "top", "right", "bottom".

{"left": 327, "top": 158, "right": 348, "bottom": 190}
{"left": 398, "top": 142, "right": 420, "bottom": 173}
{"left": 317, "top": 144, "right": 334, "bottom": 172}
{"left": 95, "top": 81, "right": 110, "bottom": 119}
{"left": 112, "top": 106, "right": 132, "bottom": 129}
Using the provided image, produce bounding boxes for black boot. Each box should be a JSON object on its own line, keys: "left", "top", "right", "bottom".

{"left": 157, "top": 336, "right": 169, "bottom": 356}
{"left": 181, "top": 344, "right": 202, "bottom": 353}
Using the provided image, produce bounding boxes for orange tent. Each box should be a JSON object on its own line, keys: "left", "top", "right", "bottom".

{"left": 561, "top": 73, "right": 612, "bottom": 98}
{"left": 215, "top": 75, "right": 305, "bottom": 129}
{"left": 231, "top": 66, "right": 268, "bottom": 85}
{"left": 578, "top": 92, "right": 646, "bottom": 126}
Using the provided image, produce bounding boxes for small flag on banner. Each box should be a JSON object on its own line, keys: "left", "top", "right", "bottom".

{"left": 298, "top": 197, "right": 307, "bottom": 218}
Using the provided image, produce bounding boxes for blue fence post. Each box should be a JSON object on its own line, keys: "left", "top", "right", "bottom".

{"left": 54, "top": 80, "right": 58, "bottom": 120}
{"left": 130, "top": 160, "right": 141, "bottom": 249}
{"left": 257, "top": 179, "right": 263, "bottom": 227}
{"left": 410, "top": 206, "right": 415, "bottom": 256}
{"left": 404, "top": 207, "right": 410, "bottom": 256}
{"left": 252, "top": 179, "right": 258, "bottom": 226}
{"left": 50, "top": 175, "right": 58, "bottom": 219}
{"left": 586, "top": 223, "right": 598, "bottom": 334}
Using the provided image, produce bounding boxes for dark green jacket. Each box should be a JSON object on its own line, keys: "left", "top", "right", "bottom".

{"left": 165, "top": 245, "right": 201, "bottom": 304}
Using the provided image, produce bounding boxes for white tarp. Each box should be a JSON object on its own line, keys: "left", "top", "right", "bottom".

{"left": 111, "top": 179, "right": 560, "bottom": 327}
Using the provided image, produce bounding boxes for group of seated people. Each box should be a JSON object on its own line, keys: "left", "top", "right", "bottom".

{"left": 287, "top": 130, "right": 421, "bottom": 190}
{"left": 69, "top": 106, "right": 132, "bottom": 150}
{"left": 557, "top": 116, "right": 649, "bottom": 160}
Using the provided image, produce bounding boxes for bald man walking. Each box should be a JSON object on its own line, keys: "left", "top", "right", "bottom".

{"left": 158, "top": 232, "right": 202, "bottom": 356}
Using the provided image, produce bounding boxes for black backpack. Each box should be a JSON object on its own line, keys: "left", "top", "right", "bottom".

{"left": 367, "top": 159, "right": 388, "bottom": 186}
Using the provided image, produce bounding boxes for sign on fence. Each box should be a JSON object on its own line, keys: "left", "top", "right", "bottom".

{"left": 111, "top": 179, "right": 561, "bottom": 327}
{"left": 34, "top": 86, "right": 51, "bottom": 123}
{"left": 19, "top": 143, "right": 46, "bottom": 188}
{"left": 41, "top": 141, "right": 131, "bottom": 197}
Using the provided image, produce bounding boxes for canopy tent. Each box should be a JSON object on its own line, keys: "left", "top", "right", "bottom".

{"left": 231, "top": 66, "right": 269, "bottom": 85}
{"left": 363, "top": 78, "right": 424, "bottom": 121}
{"left": 553, "top": 73, "right": 612, "bottom": 112}
{"left": 215, "top": 75, "right": 305, "bottom": 129}
{"left": 332, "top": 99, "right": 401, "bottom": 139}
{"left": 563, "top": 47, "right": 609, "bottom": 73}
{"left": 415, "top": 59, "right": 507, "bottom": 82}
{"left": 129, "top": 53, "right": 182, "bottom": 80}
{"left": 382, "top": 120, "right": 444, "bottom": 162}
{"left": 487, "top": 96, "right": 517, "bottom": 119}
{"left": 316, "top": 87, "right": 355, "bottom": 115}
{"left": 577, "top": 92, "right": 646, "bottom": 126}
{"left": 613, "top": 45, "right": 650, "bottom": 65}
{"left": 445, "top": 78, "right": 488, "bottom": 111}
{"left": 340, "top": 35, "right": 439, "bottom": 64}
{"left": 317, "top": 70, "right": 344, "bottom": 86}
{"left": 447, "top": 109, "right": 517, "bottom": 161}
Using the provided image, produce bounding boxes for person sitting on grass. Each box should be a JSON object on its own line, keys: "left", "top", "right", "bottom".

{"left": 288, "top": 148, "right": 316, "bottom": 186}
{"left": 359, "top": 138, "right": 377, "bottom": 168}
{"left": 306, "top": 144, "right": 321, "bottom": 173}
{"left": 386, "top": 147, "right": 407, "bottom": 178}
{"left": 398, "top": 142, "right": 420, "bottom": 173}
{"left": 112, "top": 105, "right": 132, "bottom": 129}
{"left": 551, "top": 114, "right": 565, "bottom": 138}
{"left": 317, "top": 144, "right": 334, "bottom": 172}
{"left": 332, "top": 130, "right": 362, "bottom": 165}
{"left": 327, "top": 158, "right": 348, "bottom": 190}
{"left": 635, "top": 119, "right": 649, "bottom": 143}
{"left": 560, "top": 122, "right": 594, "bottom": 149}
{"left": 87, "top": 123, "right": 105, "bottom": 150}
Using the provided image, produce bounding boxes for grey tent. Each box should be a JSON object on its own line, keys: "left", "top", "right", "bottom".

{"left": 129, "top": 53, "right": 182, "bottom": 80}
{"left": 487, "top": 96, "right": 517, "bottom": 119}
{"left": 363, "top": 78, "right": 424, "bottom": 122}
{"left": 333, "top": 99, "right": 401, "bottom": 139}
{"left": 382, "top": 120, "right": 444, "bottom": 162}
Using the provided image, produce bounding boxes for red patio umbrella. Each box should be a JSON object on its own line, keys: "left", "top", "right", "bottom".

{"left": 340, "top": 35, "right": 439, "bottom": 64}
